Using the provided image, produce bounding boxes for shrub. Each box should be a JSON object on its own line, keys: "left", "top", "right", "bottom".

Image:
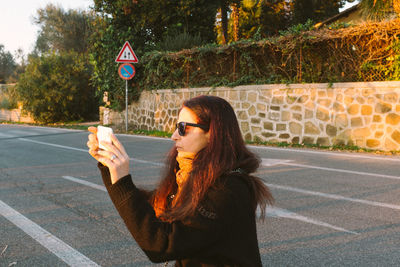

{"left": 16, "top": 52, "right": 99, "bottom": 123}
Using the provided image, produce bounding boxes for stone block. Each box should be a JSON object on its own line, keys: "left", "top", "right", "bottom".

{"left": 244, "top": 133, "right": 252, "bottom": 141}
{"left": 279, "top": 133, "right": 290, "bottom": 139}
{"left": 344, "top": 88, "right": 355, "bottom": 95}
{"left": 257, "top": 103, "right": 267, "bottom": 111}
{"left": 251, "top": 126, "right": 262, "bottom": 133}
{"left": 351, "top": 117, "right": 363, "bottom": 127}
{"left": 302, "top": 136, "right": 315, "bottom": 144}
{"left": 292, "top": 136, "right": 300, "bottom": 144}
{"left": 249, "top": 105, "right": 257, "bottom": 116}
{"left": 291, "top": 105, "right": 302, "bottom": 112}
{"left": 262, "top": 132, "right": 276, "bottom": 138}
{"left": 318, "top": 99, "right": 331, "bottom": 108}
{"left": 251, "top": 118, "right": 261, "bottom": 124}
{"left": 353, "top": 127, "right": 371, "bottom": 138}
{"left": 386, "top": 113, "right": 400, "bottom": 125}
{"left": 375, "top": 131, "right": 384, "bottom": 138}
{"left": 375, "top": 102, "right": 392, "bottom": 113}
{"left": 373, "top": 115, "right": 381, "bottom": 123}
{"left": 318, "top": 90, "right": 327, "bottom": 97}
{"left": 317, "top": 137, "right": 330, "bottom": 146}
{"left": 259, "top": 113, "right": 266, "bottom": 118}
{"left": 270, "top": 106, "right": 280, "bottom": 111}
{"left": 238, "top": 111, "right": 248, "bottom": 120}
{"left": 333, "top": 102, "right": 345, "bottom": 112}
{"left": 391, "top": 130, "right": 400, "bottom": 144}
{"left": 272, "top": 96, "right": 284, "bottom": 104}
{"left": 305, "top": 121, "right": 320, "bottom": 135}
{"left": 385, "top": 137, "right": 399, "bottom": 151}
{"left": 297, "top": 95, "right": 309, "bottom": 103}
{"left": 264, "top": 122, "right": 274, "bottom": 130}
{"left": 248, "top": 92, "right": 258, "bottom": 102}
{"left": 276, "top": 124, "right": 286, "bottom": 131}
{"left": 384, "top": 93, "right": 398, "bottom": 103}
{"left": 242, "top": 102, "right": 250, "bottom": 109}
{"left": 362, "top": 89, "right": 374, "bottom": 97}
{"left": 289, "top": 122, "right": 302, "bottom": 135}
{"left": 316, "top": 107, "right": 330, "bottom": 121}
{"left": 293, "top": 113, "right": 302, "bottom": 121}
{"left": 241, "top": 122, "right": 249, "bottom": 133}
{"left": 366, "top": 139, "right": 380, "bottom": 148}
{"left": 336, "top": 93, "right": 343, "bottom": 102}
{"left": 347, "top": 104, "right": 359, "bottom": 115}
{"left": 229, "top": 91, "right": 239, "bottom": 101}
{"left": 344, "top": 96, "right": 354, "bottom": 106}
{"left": 356, "top": 97, "right": 365, "bottom": 104}
{"left": 305, "top": 109, "right": 314, "bottom": 119}
{"left": 281, "top": 111, "right": 291, "bottom": 121}
{"left": 335, "top": 114, "right": 348, "bottom": 127}
{"left": 240, "top": 91, "right": 247, "bottom": 100}
{"left": 326, "top": 125, "right": 337, "bottom": 137}
{"left": 361, "top": 105, "right": 373, "bottom": 115}
{"left": 269, "top": 112, "right": 280, "bottom": 121}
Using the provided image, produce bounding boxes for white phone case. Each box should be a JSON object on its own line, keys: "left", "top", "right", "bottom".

{"left": 97, "top": 126, "right": 113, "bottom": 150}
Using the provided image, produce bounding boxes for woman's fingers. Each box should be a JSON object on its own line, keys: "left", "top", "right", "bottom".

{"left": 88, "top": 126, "right": 97, "bottom": 134}
{"left": 110, "top": 133, "right": 128, "bottom": 156}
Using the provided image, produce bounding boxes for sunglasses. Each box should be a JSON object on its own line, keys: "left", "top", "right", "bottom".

{"left": 175, "top": 121, "right": 208, "bottom": 136}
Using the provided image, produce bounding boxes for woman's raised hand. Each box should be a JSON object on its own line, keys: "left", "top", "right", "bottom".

{"left": 87, "top": 126, "right": 130, "bottom": 184}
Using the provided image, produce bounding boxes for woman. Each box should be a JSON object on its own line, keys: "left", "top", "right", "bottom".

{"left": 87, "top": 95, "right": 274, "bottom": 266}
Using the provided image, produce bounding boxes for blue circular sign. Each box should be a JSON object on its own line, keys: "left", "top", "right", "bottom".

{"left": 118, "top": 63, "right": 135, "bottom": 80}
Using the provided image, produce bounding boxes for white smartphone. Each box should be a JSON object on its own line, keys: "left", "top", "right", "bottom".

{"left": 97, "top": 126, "right": 113, "bottom": 150}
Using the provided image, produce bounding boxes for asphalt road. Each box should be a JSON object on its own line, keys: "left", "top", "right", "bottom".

{"left": 1, "top": 124, "right": 400, "bottom": 266}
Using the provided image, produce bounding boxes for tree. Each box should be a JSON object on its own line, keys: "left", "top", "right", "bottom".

{"left": 16, "top": 52, "right": 97, "bottom": 123}
{"left": 359, "top": 0, "right": 400, "bottom": 20}
{"left": 292, "top": 0, "right": 346, "bottom": 24}
{"left": 90, "top": 0, "right": 219, "bottom": 109}
{"left": 0, "top": 45, "right": 16, "bottom": 83}
{"left": 33, "top": 4, "right": 94, "bottom": 54}
{"left": 16, "top": 4, "right": 99, "bottom": 122}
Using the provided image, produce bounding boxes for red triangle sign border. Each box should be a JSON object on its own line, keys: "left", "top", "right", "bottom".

{"left": 115, "top": 41, "right": 139, "bottom": 63}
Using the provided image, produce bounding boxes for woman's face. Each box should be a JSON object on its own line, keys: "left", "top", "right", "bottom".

{"left": 171, "top": 107, "right": 210, "bottom": 154}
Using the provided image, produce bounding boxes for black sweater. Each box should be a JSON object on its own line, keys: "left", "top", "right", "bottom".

{"left": 99, "top": 164, "right": 263, "bottom": 267}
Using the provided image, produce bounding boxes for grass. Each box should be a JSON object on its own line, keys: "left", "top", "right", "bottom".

{"left": 2, "top": 120, "right": 399, "bottom": 155}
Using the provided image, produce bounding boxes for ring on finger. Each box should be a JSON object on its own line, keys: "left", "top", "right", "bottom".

{"left": 110, "top": 154, "right": 116, "bottom": 161}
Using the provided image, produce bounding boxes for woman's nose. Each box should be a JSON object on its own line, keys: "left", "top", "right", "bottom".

{"left": 171, "top": 129, "right": 180, "bottom": 141}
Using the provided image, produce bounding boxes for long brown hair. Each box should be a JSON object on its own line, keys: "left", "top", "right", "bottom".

{"left": 153, "top": 95, "right": 274, "bottom": 222}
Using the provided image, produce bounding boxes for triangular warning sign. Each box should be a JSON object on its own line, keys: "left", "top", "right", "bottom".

{"left": 115, "top": 41, "right": 139, "bottom": 63}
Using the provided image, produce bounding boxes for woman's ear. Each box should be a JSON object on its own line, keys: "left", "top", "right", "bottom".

{"left": 205, "top": 131, "right": 211, "bottom": 144}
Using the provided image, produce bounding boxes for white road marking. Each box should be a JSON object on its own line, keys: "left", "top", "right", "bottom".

{"left": 252, "top": 145, "right": 400, "bottom": 162}
{"left": 261, "top": 159, "right": 400, "bottom": 181}
{"left": 0, "top": 200, "right": 100, "bottom": 267}
{"left": 266, "top": 183, "right": 400, "bottom": 211}
{"left": 62, "top": 176, "right": 107, "bottom": 192}
{"left": 266, "top": 207, "right": 358, "bottom": 235}
{"left": 18, "top": 138, "right": 163, "bottom": 166}
{"left": 19, "top": 138, "right": 88, "bottom": 152}
{"left": 261, "top": 158, "right": 293, "bottom": 166}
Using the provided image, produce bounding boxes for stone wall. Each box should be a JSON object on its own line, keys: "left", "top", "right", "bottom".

{"left": 0, "top": 108, "right": 34, "bottom": 123}
{"left": 105, "top": 81, "right": 400, "bottom": 151}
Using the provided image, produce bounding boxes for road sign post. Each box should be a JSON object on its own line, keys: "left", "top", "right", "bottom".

{"left": 115, "top": 41, "right": 139, "bottom": 133}
{"left": 118, "top": 63, "right": 136, "bottom": 132}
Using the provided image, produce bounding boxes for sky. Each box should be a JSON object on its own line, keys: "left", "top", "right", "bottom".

{"left": 0, "top": 0, "right": 360, "bottom": 60}
{"left": 0, "top": 0, "right": 92, "bottom": 57}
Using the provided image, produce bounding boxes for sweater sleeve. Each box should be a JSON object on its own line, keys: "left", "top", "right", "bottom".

{"left": 98, "top": 163, "right": 239, "bottom": 263}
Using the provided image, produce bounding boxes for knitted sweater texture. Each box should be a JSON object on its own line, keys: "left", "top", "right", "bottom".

{"left": 99, "top": 163, "right": 263, "bottom": 267}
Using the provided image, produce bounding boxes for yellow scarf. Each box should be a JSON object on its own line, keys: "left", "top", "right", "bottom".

{"left": 175, "top": 151, "right": 196, "bottom": 190}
